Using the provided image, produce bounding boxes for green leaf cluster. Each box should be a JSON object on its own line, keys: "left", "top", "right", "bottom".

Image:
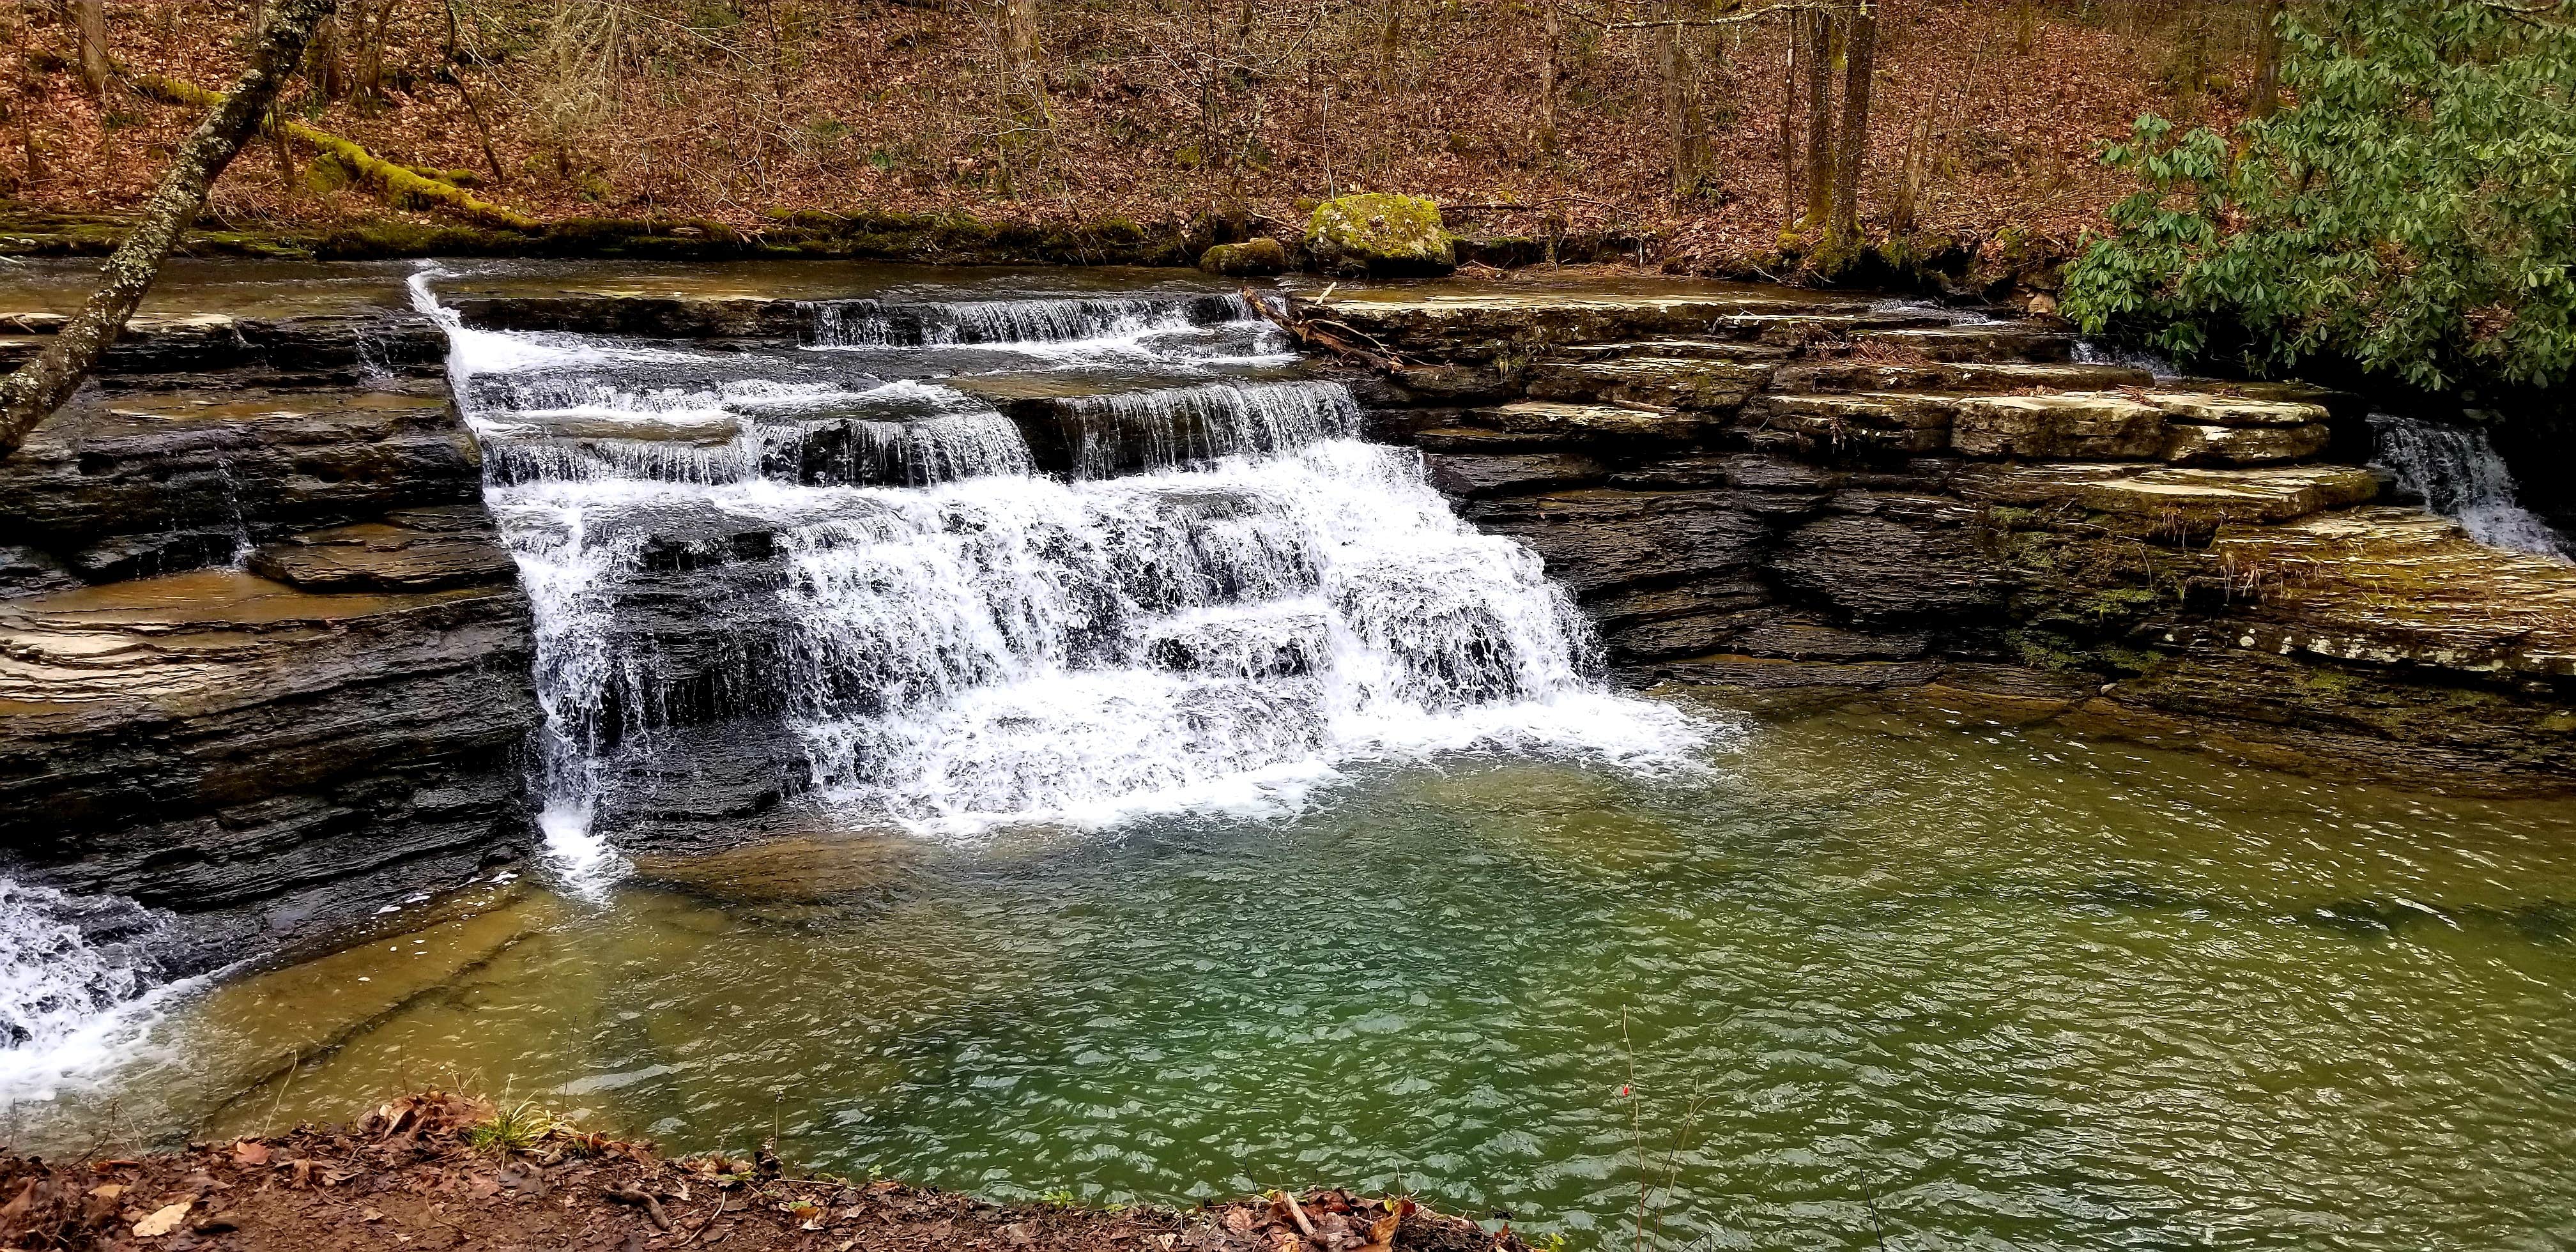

{"left": 2062, "top": 1, "right": 2576, "bottom": 393}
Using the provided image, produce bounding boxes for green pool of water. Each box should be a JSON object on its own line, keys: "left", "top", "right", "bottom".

{"left": 24, "top": 694, "right": 2576, "bottom": 1249}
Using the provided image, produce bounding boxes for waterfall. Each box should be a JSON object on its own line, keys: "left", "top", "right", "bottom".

{"left": 2072, "top": 339, "right": 2184, "bottom": 379}
{"left": 0, "top": 881, "right": 178, "bottom": 1099}
{"left": 415, "top": 266, "right": 1705, "bottom": 871}
{"left": 2368, "top": 414, "right": 2574, "bottom": 561}
{"left": 804, "top": 294, "right": 1251, "bottom": 348}
{"left": 1055, "top": 381, "right": 1360, "bottom": 478}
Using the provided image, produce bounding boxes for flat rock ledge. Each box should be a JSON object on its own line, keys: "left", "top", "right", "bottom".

{"left": 1304, "top": 283, "right": 2576, "bottom": 794}
{"left": 0, "top": 1093, "right": 1535, "bottom": 1252}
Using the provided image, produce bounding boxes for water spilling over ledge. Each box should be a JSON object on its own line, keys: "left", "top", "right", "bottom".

{"left": 413, "top": 270, "right": 1708, "bottom": 860}
{"left": 3, "top": 262, "right": 2575, "bottom": 1250}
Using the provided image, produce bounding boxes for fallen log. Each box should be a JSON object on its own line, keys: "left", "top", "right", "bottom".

{"left": 127, "top": 72, "right": 541, "bottom": 233}
{"left": 0, "top": 0, "right": 338, "bottom": 460}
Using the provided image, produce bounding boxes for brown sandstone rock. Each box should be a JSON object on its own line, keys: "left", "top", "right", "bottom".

{"left": 2159, "top": 421, "right": 2330, "bottom": 466}
{"left": 1951, "top": 392, "right": 2168, "bottom": 459}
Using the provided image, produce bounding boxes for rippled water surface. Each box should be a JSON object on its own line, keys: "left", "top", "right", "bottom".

{"left": 20, "top": 699, "right": 2576, "bottom": 1251}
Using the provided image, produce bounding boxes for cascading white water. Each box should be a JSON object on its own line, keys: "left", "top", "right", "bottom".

{"left": 2072, "top": 339, "right": 2184, "bottom": 379}
{"left": 806, "top": 294, "right": 1248, "bottom": 348}
{"left": 1055, "top": 381, "right": 1358, "bottom": 478}
{"left": 415, "top": 266, "right": 1705, "bottom": 869}
{"left": 2368, "top": 413, "right": 2574, "bottom": 561}
{"left": 0, "top": 880, "right": 177, "bottom": 1099}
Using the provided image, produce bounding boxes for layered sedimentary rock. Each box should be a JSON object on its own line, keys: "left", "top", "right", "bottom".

{"left": 0, "top": 295, "right": 538, "bottom": 952}
{"left": 1304, "top": 286, "right": 2576, "bottom": 793}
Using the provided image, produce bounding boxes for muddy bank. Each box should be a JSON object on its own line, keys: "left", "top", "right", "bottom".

{"left": 0, "top": 1094, "right": 1529, "bottom": 1252}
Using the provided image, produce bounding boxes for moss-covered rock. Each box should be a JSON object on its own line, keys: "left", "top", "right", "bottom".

{"left": 1305, "top": 193, "right": 1455, "bottom": 277}
{"left": 1199, "top": 238, "right": 1288, "bottom": 277}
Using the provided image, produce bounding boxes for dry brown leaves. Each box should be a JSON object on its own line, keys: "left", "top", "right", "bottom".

{"left": 1, "top": 0, "right": 2252, "bottom": 275}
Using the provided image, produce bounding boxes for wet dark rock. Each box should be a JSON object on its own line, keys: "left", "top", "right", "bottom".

{"left": 0, "top": 572, "right": 539, "bottom": 913}
{"left": 589, "top": 721, "right": 818, "bottom": 853}
{"left": 1773, "top": 512, "right": 2007, "bottom": 623}
{"left": 1588, "top": 579, "right": 1780, "bottom": 662}
{"left": 444, "top": 294, "right": 808, "bottom": 339}
{"left": 1732, "top": 617, "right": 1933, "bottom": 662}
{"left": 1384, "top": 364, "right": 1512, "bottom": 404}
{"left": 1599, "top": 607, "right": 1768, "bottom": 663}
{"left": 1326, "top": 278, "right": 2566, "bottom": 789}
{"left": 0, "top": 309, "right": 542, "bottom": 937}
{"left": 1522, "top": 356, "right": 1775, "bottom": 411}
{"left": 0, "top": 546, "right": 79, "bottom": 599}
{"left": 1771, "top": 360, "right": 2150, "bottom": 395}
{"left": 1423, "top": 452, "right": 1607, "bottom": 498}
{"left": 0, "top": 379, "right": 480, "bottom": 582}
{"left": 249, "top": 508, "right": 519, "bottom": 592}
{"left": 1850, "top": 323, "right": 2074, "bottom": 362}
{"left": 1464, "top": 490, "right": 1772, "bottom": 595}
{"left": 1652, "top": 654, "right": 1946, "bottom": 691}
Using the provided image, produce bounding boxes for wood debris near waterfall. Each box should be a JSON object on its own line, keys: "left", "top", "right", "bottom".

{"left": 0, "top": 1093, "right": 1537, "bottom": 1252}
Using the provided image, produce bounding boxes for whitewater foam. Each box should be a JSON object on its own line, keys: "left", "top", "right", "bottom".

{"left": 415, "top": 264, "right": 1715, "bottom": 862}
{"left": 2369, "top": 413, "right": 2575, "bottom": 561}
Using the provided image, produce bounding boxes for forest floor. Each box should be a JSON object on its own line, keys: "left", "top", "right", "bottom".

{"left": 0, "top": 0, "right": 2256, "bottom": 278}
{"left": 0, "top": 1093, "right": 1530, "bottom": 1252}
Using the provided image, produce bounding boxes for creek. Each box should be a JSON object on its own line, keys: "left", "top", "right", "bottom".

{"left": 3, "top": 264, "right": 2575, "bottom": 1250}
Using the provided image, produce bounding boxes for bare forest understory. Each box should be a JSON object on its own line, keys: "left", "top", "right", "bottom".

{"left": 0, "top": 0, "right": 2272, "bottom": 273}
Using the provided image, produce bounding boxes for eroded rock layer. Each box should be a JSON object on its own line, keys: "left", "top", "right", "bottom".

{"left": 0, "top": 298, "right": 537, "bottom": 957}
{"left": 1302, "top": 285, "right": 2576, "bottom": 793}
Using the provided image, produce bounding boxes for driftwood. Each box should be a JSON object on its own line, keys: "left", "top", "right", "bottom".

{"left": 0, "top": 0, "right": 339, "bottom": 460}
{"left": 1238, "top": 286, "right": 1408, "bottom": 368}
{"left": 129, "top": 73, "right": 540, "bottom": 232}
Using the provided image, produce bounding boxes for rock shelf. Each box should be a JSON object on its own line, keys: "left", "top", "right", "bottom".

{"left": 0, "top": 287, "right": 539, "bottom": 963}
{"left": 1302, "top": 283, "right": 2575, "bottom": 793}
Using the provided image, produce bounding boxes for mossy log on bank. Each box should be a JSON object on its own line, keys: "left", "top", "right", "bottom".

{"left": 0, "top": 206, "right": 1236, "bottom": 266}
{"left": 127, "top": 74, "right": 542, "bottom": 232}
{"left": 0, "top": 1092, "right": 1538, "bottom": 1252}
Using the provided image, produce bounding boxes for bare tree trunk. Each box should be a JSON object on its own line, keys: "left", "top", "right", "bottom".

{"left": 2250, "top": 0, "right": 2282, "bottom": 119}
{"left": 72, "top": 0, "right": 109, "bottom": 96}
{"left": 1890, "top": 111, "right": 1926, "bottom": 236}
{"left": 1655, "top": 0, "right": 1705, "bottom": 199}
{"left": 270, "top": 100, "right": 295, "bottom": 198}
{"left": 353, "top": 0, "right": 395, "bottom": 106}
{"left": 1002, "top": 0, "right": 1037, "bottom": 94}
{"left": 0, "top": 0, "right": 338, "bottom": 460}
{"left": 450, "top": 72, "right": 505, "bottom": 184}
{"left": 1378, "top": 0, "right": 1402, "bottom": 86}
{"left": 311, "top": 2, "right": 346, "bottom": 99}
{"left": 1801, "top": 6, "right": 1834, "bottom": 229}
{"left": 1777, "top": 10, "right": 1796, "bottom": 225}
{"left": 8, "top": 0, "right": 43, "bottom": 186}
{"left": 1535, "top": 0, "right": 1558, "bottom": 155}
{"left": 1828, "top": 0, "right": 1875, "bottom": 245}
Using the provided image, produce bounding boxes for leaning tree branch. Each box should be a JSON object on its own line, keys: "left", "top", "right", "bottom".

{"left": 0, "top": 0, "right": 339, "bottom": 461}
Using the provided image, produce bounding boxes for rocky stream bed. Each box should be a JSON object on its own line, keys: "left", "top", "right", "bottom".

{"left": 1, "top": 259, "right": 2573, "bottom": 1248}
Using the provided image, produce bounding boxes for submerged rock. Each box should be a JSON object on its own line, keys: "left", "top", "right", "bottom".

{"left": 1304, "top": 193, "right": 1455, "bottom": 277}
